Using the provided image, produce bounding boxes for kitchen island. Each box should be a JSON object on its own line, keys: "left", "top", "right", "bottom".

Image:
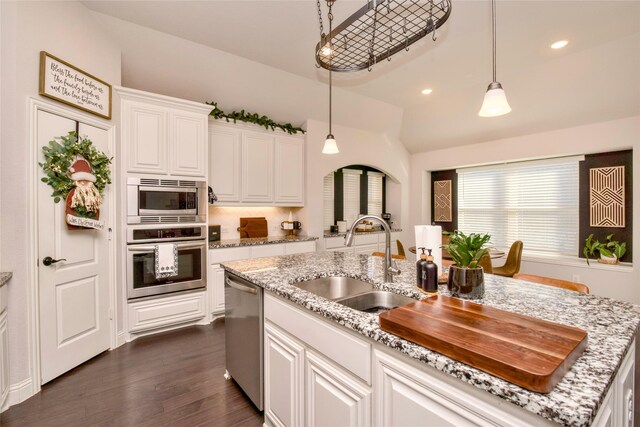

{"left": 221, "top": 252, "right": 640, "bottom": 427}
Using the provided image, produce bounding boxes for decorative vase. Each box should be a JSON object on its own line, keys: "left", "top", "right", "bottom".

{"left": 598, "top": 254, "right": 619, "bottom": 265}
{"left": 447, "top": 266, "right": 485, "bottom": 299}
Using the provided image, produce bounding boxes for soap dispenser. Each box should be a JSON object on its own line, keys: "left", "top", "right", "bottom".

{"left": 416, "top": 247, "right": 428, "bottom": 289}
{"left": 423, "top": 249, "right": 439, "bottom": 294}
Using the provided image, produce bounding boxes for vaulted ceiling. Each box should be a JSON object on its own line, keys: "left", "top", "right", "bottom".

{"left": 84, "top": 0, "right": 640, "bottom": 153}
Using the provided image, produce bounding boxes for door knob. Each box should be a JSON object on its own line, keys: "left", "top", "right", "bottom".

{"left": 42, "top": 257, "right": 66, "bottom": 266}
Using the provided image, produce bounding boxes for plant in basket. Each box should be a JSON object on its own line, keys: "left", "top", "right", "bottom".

{"left": 583, "top": 234, "right": 626, "bottom": 266}
{"left": 442, "top": 231, "right": 491, "bottom": 299}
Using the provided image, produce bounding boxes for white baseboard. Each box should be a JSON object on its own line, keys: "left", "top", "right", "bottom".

{"left": 116, "top": 331, "right": 126, "bottom": 348}
{"left": 2, "top": 377, "right": 34, "bottom": 412}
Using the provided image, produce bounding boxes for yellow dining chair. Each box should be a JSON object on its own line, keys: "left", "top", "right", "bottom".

{"left": 478, "top": 253, "right": 493, "bottom": 274}
{"left": 492, "top": 241, "right": 523, "bottom": 277}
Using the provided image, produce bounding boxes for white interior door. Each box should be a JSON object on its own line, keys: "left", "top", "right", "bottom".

{"left": 36, "top": 110, "right": 112, "bottom": 384}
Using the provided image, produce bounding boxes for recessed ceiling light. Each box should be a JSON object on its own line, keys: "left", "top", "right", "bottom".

{"left": 551, "top": 40, "right": 569, "bottom": 49}
{"left": 321, "top": 46, "right": 333, "bottom": 56}
{"left": 421, "top": 88, "right": 433, "bottom": 95}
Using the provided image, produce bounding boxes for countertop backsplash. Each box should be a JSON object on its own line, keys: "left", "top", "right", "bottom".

{"left": 208, "top": 206, "right": 304, "bottom": 239}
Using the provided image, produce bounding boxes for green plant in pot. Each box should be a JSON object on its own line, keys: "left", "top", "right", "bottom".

{"left": 583, "top": 234, "right": 626, "bottom": 266}
{"left": 442, "top": 231, "right": 491, "bottom": 299}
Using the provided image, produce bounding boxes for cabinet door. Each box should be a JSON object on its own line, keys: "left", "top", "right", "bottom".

{"left": 169, "top": 110, "right": 207, "bottom": 177}
{"left": 209, "top": 265, "right": 225, "bottom": 319}
{"left": 593, "top": 386, "right": 615, "bottom": 427}
{"left": 274, "top": 135, "right": 304, "bottom": 205}
{"left": 124, "top": 101, "right": 168, "bottom": 174}
{"left": 242, "top": 132, "right": 274, "bottom": 203}
{"left": 209, "top": 126, "right": 242, "bottom": 202}
{"left": 615, "top": 345, "right": 635, "bottom": 427}
{"left": 374, "top": 350, "right": 500, "bottom": 427}
{"left": 306, "top": 350, "right": 371, "bottom": 427}
{"left": 0, "top": 311, "right": 8, "bottom": 409}
{"left": 265, "top": 322, "right": 305, "bottom": 427}
{"left": 354, "top": 244, "right": 379, "bottom": 256}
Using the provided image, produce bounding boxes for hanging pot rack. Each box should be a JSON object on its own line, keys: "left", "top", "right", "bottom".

{"left": 315, "top": 0, "right": 452, "bottom": 72}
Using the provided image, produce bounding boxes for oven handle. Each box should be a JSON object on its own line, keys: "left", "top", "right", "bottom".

{"left": 225, "top": 277, "right": 258, "bottom": 295}
{"left": 139, "top": 186, "right": 197, "bottom": 193}
{"left": 128, "top": 241, "right": 205, "bottom": 252}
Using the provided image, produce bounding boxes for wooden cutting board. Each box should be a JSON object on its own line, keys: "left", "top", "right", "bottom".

{"left": 379, "top": 295, "right": 588, "bottom": 393}
{"left": 238, "top": 217, "right": 268, "bottom": 238}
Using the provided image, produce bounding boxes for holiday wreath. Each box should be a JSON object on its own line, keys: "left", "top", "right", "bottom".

{"left": 40, "top": 131, "right": 112, "bottom": 230}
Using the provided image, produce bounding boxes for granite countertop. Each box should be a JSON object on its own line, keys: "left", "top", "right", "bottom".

{"left": 0, "top": 272, "right": 12, "bottom": 287}
{"left": 221, "top": 252, "right": 640, "bottom": 427}
{"left": 209, "top": 235, "right": 318, "bottom": 249}
{"left": 324, "top": 228, "right": 402, "bottom": 238}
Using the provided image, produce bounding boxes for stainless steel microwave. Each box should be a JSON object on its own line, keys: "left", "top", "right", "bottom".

{"left": 127, "top": 177, "right": 206, "bottom": 224}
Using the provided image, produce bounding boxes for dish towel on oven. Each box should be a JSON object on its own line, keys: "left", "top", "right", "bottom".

{"left": 155, "top": 243, "right": 178, "bottom": 279}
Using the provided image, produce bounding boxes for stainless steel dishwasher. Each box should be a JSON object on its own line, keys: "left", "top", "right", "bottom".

{"left": 223, "top": 272, "right": 263, "bottom": 411}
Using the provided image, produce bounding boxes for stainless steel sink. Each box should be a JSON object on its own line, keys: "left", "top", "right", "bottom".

{"left": 335, "top": 291, "right": 416, "bottom": 314}
{"left": 293, "top": 276, "right": 374, "bottom": 300}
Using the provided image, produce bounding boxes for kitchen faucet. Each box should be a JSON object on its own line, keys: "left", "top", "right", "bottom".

{"left": 344, "top": 215, "right": 401, "bottom": 282}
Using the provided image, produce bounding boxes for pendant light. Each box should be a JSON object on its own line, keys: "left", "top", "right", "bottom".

{"left": 322, "top": 1, "right": 339, "bottom": 154}
{"left": 478, "top": 0, "right": 511, "bottom": 117}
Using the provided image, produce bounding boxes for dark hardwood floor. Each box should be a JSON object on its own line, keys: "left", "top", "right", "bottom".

{"left": 1, "top": 320, "right": 264, "bottom": 427}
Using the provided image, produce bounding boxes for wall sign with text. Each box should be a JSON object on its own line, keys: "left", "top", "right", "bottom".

{"left": 39, "top": 51, "right": 112, "bottom": 120}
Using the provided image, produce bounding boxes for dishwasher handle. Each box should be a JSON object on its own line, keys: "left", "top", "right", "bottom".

{"left": 225, "top": 277, "right": 258, "bottom": 295}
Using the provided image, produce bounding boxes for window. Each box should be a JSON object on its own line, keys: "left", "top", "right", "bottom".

{"left": 367, "top": 171, "right": 384, "bottom": 216}
{"left": 342, "top": 169, "right": 362, "bottom": 226}
{"left": 322, "top": 167, "right": 387, "bottom": 231}
{"left": 457, "top": 157, "right": 581, "bottom": 256}
{"left": 323, "top": 172, "right": 334, "bottom": 231}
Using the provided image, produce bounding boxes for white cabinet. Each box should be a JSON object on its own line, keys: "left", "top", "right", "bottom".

{"left": 615, "top": 344, "right": 635, "bottom": 427}
{"left": 326, "top": 232, "right": 403, "bottom": 256}
{"left": 209, "top": 126, "right": 241, "bottom": 202}
{"left": 265, "top": 322, "right": 305, "bottom": 427}
{"left": 354, "top": 244, "right": 379, "bottom": 256}
{"left": 209, "top": 121, "right": 305, "bottom": 206}
{"left": 209, "top": 266, "right": 226, "bottom": 320}
{"left": 305, "top": 350, "right": 371, "bottom": 427}
{"left": 127, "top": 291, "right": 206, "bottom": 334}
{"left": 117, "top": 87, "right": 211, "bottom": 177}
{"left": 124, "top": 101, "right": 168, "bottom": 174}
{"left": 169, "top": 110, "right": 207, "bottom": 177}
{"left": 275, "top": 136, "right": 305, "bottom": 205}
{"left": 242, "top": 132, "right": 275, "bottom": 203}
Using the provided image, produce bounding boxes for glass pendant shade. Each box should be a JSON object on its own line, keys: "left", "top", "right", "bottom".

{"left": 322, "top": 134, "right": 339, "bottom": 154}
{"left": 478, "top": 82, "right": 512, "bottom": 117}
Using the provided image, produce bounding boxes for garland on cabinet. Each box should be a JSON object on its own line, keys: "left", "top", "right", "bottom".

{"left": 206, "top": 101, "right": 305, "bottom": 135}
{"left": 40, "top": 131, "right": 112, "bottom": 230}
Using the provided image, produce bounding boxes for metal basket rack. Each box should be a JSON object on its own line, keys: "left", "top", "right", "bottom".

{"left": 315, "top": 0, "right": 452, "bottom": 72}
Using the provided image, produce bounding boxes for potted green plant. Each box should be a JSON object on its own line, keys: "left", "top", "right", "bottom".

{"left": 442, "top": 231, "right": 491, "bottom": 299}
{"left": 583, "top": 234, "right": 627, "bottom": 266}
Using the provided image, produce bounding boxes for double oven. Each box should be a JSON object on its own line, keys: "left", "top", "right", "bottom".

{"left": 126, "top": 177, "right": 207, "bottom": 299}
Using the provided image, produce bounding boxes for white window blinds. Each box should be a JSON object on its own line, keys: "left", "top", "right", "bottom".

{"left": 323, "top": 172, "right": 335, "bottom": 231}
{"left": 457, "top": 157, "right": 581, "bottom": 257}
{"left": 367, "top": 172, "right": 384, "bottom": 216}
{"left": 343, "top": 169, "right": 362, "bottom": 226}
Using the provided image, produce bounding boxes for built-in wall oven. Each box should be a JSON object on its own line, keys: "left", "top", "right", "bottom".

{"left": 127, "top": 177, "right": 206, "bottom": 224}
{"left": 126, "top": 225, "right": 207, "bottom": 299}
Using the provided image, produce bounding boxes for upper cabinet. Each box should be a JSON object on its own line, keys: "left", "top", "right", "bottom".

{"left": 116, "top": 87, "right": 211, "bottom": 178}
{"left": 209, "top": 126, "right": 242, "bottom": 202}
{"left": 209, "top": 121, "right": 305, "bottom": 207}
{"left": 242, "top": 131, "right": 275, "bottom": 203}
{"left": 275, "top": 135, "right": 305, "bottom": 205}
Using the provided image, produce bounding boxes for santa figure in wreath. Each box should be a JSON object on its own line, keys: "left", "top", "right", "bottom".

{"left": 65, "top": 156, "right": 103, "bottom": 230}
